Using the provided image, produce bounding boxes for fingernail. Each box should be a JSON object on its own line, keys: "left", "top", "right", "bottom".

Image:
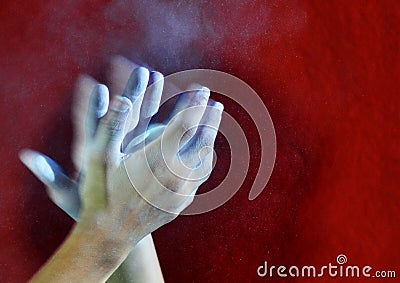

{"left": 195, "top": 86, "right": 210, "bottom": 102}
{"left": 110, "top": 96, "right": 132, "bottom": 112}
{"left": 148, "top": 71, "right": 164, "bottom": 87}
{"left": 134, "top": 67, "right": 150, "bottom": 91}
{"left": 200, "top": 86, "right": 210, "bottom": 94}
{"left": 212, "top": 101, "right": 224, "bottom": 112}
{"left": 95, "top": 84, "right": 109, "bottom": 95}
{"left": 128, "top": 67, "right": 150, "bottom": 101}
{"left": 93, "top": 84, "right": 109, "bottom": 118}
{"left": 18, "top": 149, "right": 29, "bottom": 163}
{"left": 34, "top": 155, "right": 55, "bottom": 182}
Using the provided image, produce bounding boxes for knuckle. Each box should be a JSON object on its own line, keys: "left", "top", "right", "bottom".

{"left": 146, "top": 149, "right": 165, "bottom": 174}
{"left": 109, "top": 119, "right": 123, "bottom": 132}
{"left": 164, "top": 178, "right": 184, "bottom": 192}
{"left": 101, "top": 116, "right": 125, "bottom": 141}
{"left": 199, "top": 134, "right": 214, "bottom": 148}
{"left": 181, "top": 128, "right": 196, "bottom": 143}
{"left": 180, "top": 120, "right": 195, "bottom": 136}
{"left": 200, "top": 146, "right": 213, "bottom": 157}
{"left": 177, "top": 122, "right": 196, "bottom": 146}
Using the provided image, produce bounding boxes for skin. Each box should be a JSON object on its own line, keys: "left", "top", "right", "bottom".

{"left": 20, "top": 59, "right": 223, "bottom": 282}
{"left": 21, "top": 59, "right": 165, "bottom": 283}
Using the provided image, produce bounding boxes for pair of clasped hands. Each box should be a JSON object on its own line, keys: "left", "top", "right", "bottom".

{"left": 20, "top": 56, "right": 223, "bottom": 282}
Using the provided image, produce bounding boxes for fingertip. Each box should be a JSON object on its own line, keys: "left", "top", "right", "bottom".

{"left": 18, "top": 149, "right": 55, "bottom": 182}
{"left": 92, "top": 84, "right": 110, "bottom": 118}
{"left": 18, "top": 148, "right": 36, "bottom": 165}
{"left": 136, "top": 66, "right": 150, "bottom": 78}
{"left": 184, "top": 84, "right": 210, "bottom": 104}
{"left": 200, "top": 86, "right": 210, "bottom": 94}
{"left": 125, "top": 67, "right": 150, "bottom": 100}
{"left": 133, "top": 67, "right": 150, "bottom": 89}
{"left": 206, "top": 99, "right": 224, "bottom": 115}
{"left": 149, "top": 71, "right": 164, "bottom": 84}
{"left": 141, "top": 71, "right": 164, "bottom": 118}
{"left": 196, "top": 86, "right": 210, "bottom": 102}
{"left": 212, "top": 101, "right": 224, "bottom": 112}
{"left": 94, "top": 83, "right": 109, "bottom": 95}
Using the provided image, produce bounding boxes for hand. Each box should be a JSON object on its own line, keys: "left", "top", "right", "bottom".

{"left": 18, "top": 56, "right": 165, "bottom": 222}
{"left": 21, "top": 57, "right": 170, "bottom": 282}
{"left": 21, "top": 60, "right": 223, "bottom": 250}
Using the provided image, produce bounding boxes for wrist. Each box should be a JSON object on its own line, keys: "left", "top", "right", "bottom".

{"left": 73, "top": 221, "right": 130, "bottom": 257}
{"left": 76, "top": 211, "right": 142, "bottom": 251}
{"left": 31, "top": 222, "right": 132, "bottom": 282}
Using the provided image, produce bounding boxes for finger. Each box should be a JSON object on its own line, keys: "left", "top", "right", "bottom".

{"left": 177, "top": 151, "right": 215, "bottom": 202}
{"left": 161, "top": 87, "right": 210, "bottom": 157}
{"left": 179, "top": 100, "right": 223, "bottom": 169}
{"left": 152, "top": 152, "right": 214, "bottom": 214}
{"left": 71, "top": 74, "right": 98, "bottom": 170}
{"left": 93, "top": 94, "right": 132, "bottom": 164}
{"left": 122, "top": 67, "right": 150, "bottom": 133}
{"left": 140, "top": 71, "right": 164, "bottom": 119}
{"left": 19, "top": 149, "right": 81, "bottom": 220}
{"left": 168, "top": 92, "right": 191, "bottom": 120}
{"left": 167, "top": 83, "right": 202, "bottom": 122}
{"left": 121, "top": 71, "right": 164, "bottom": 151}
{"left": 176, "top": 101, "right": 222, "bottom": 195}
{"left": 108, "top": 55, "right": 138, "bottom": 97}
{"left": 85, "top": 84, "right": 109, "bottom": 138}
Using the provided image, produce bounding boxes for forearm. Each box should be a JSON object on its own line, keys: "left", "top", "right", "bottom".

{"left": 30, "top": 223, "right": 133, "bottom": 283}
{"left": 107, "top": 234, "right": 164, "bottom": 283}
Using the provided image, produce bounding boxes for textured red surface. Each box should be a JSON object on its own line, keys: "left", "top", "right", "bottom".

{"left": 0, "top": 1, "right": 399, "bottom": 282}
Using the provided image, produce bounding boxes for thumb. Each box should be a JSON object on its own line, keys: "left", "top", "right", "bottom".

{"left": 19, "top": 149, "right": 81, "bottom": 220}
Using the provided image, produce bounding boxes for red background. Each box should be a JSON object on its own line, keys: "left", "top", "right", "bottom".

{"left": 0, "top": 1, "right": 399, "bottom": 282}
